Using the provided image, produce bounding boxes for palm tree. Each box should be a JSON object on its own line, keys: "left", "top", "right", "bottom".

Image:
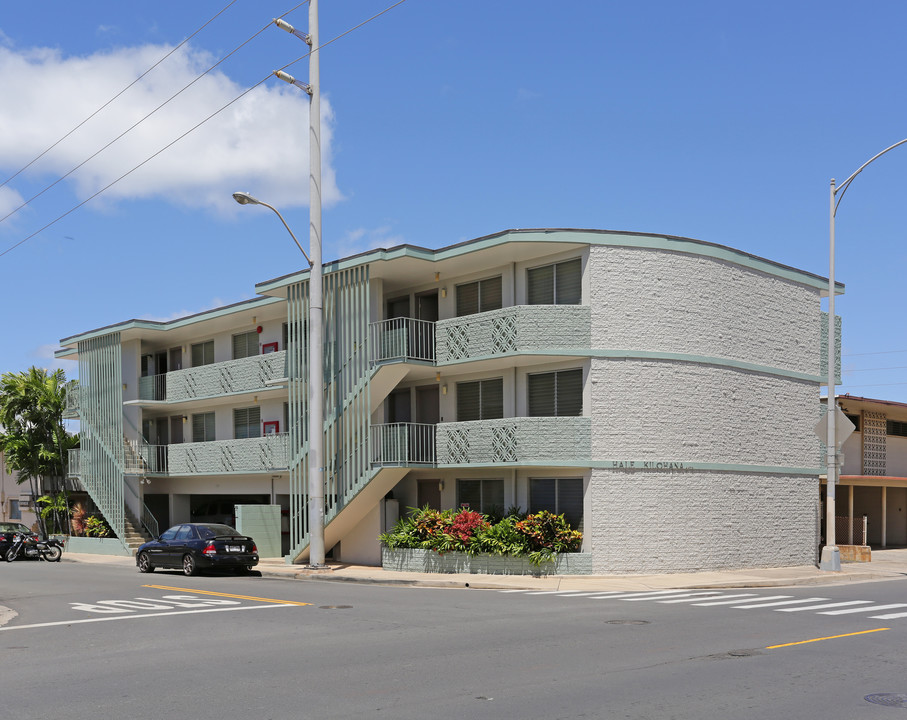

{"left": 0, "top": 367, "right": 77, "bottom": 537}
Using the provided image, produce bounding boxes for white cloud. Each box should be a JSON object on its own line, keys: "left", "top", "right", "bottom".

{"left": 0, "top": 43, "right": 341, "bottom": 213}
{"left": 0, "top": 185, "right": 24, "bottom": 219}
{"left": 138, "top": 295, "right": 252, "bottom": 323}
{"left": 333, "top": 225, "right": 405, "bottom": 259}
{"left": 33, "top": 344, "right": 77, "bottom": 374}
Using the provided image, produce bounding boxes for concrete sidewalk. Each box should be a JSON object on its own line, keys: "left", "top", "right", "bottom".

{"left": 60, "top": 547, "right": 907, "bottom": 592}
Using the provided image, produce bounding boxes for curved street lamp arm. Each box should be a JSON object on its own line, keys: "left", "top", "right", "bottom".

{"left": 254, "top": 199, "right": 313, "bottom": 266}
{"left": 834, "top": 137, "right": 907, "bottom": 214}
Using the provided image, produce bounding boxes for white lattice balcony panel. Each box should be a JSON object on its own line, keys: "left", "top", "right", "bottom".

{"left": 436, "top": 306, "right": 590, "bottom": 363}
{"left": 63, "top": 380, "right": 80, "bottom": 419}
{"left": 166, "top": 434, "right": 290, "bottom": 475}
{"left": 139, "top": 351, "right": 287, "bottom": 402}
{"left": 435, "top": 417, "right": 591, "bottom": 466}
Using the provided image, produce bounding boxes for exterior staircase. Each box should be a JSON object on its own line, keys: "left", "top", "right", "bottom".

{"left": 122, "top": 506, "right": 153, "bottom": 554}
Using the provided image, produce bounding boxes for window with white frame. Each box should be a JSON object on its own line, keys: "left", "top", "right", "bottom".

{"left": 233, "top": 406, "right": 261, "bottom": 439}
{"left": 232, "top": 331, "right": 259, "bottom": 360}
{"left": 192, "top": 412, "right": 215, "bottom": 443}
{"left": 456, "top": 276, "right": 503, "bottom": 317}
{"left": 456, "top": 378, "right": 504, "bottom": 421}
{"left": 528, "top": 368, "right": 582, "bottom": 417}
{"left": 527, "top": 257, "right": 581, "bottom": 305}
{"left": 457, "top": 478, "right": 504, "bottom": 514}
{"left": 529, "top": 478, "right": 583, "bottom": 529}
{"left": 191, "top": 340, "right": 214, "bottom": 367}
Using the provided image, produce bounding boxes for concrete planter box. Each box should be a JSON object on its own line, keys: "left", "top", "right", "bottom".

{"left": 64, "top": 536, "right": 132, "bottom": 557}
{"left": 382, "top": 547, "right": 592, "bottom": 576}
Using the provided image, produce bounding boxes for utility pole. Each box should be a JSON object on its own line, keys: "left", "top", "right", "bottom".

{"left": 305, "top": 0, "right": 326, "bottom": 568}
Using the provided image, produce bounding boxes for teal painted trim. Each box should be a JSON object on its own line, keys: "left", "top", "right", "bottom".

{"left": 123, "top": 386, "right": 287, "bottom": 408}
{"left": 592, "top": 460, "right": 821, "bottom": 475}
{"left": 436, "top": 460, "right": 820, "bottom": 475}
{"left": 436, "top": 348, "right": 823, "bottom": 383}
{"left": 59, "top": 296, "right": 283, "bottom": 347}
{"left": 256, "top": 229, "right": 844, "bottom": 295}
{"left": 587, "top": 349, "right": 822, "bottom": 382}
{"left": 152, "top": 469, "right": 288, "bottom": 477}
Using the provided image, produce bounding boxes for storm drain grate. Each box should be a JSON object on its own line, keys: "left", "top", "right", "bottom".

{"left": 866, "top": 694, "right": 907, "bottom": 708}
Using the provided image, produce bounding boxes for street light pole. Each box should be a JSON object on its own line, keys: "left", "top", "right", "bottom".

{"left": 820, "top": 137, "right": 907, "bottom": 572}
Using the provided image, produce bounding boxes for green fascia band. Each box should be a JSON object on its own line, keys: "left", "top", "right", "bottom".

{"left": 436, "top": 461, "right": 820, "bottom": 476}
{"left": 436, "top": 349, "right": 823, "bottom": 383}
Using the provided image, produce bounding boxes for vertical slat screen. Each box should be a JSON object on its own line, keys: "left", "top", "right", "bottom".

{"left": 78, "top": 332, "right": 126, "bottom": 544}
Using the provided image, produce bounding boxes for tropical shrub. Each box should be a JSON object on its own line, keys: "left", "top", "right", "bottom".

{"left": 381, "top": 505, "right": 582, "bottom": 566}
{"left": 83, "top": 516, "right": 112, "bottom": 538}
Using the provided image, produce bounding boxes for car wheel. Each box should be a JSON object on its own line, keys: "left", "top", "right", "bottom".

{"left": 182, "top": 553, "right": 197, "bottom": 576}
{"left": 137, "top": 552, "right": 155, "bottom": 573}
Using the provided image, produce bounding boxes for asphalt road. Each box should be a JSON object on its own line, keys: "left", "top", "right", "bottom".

{"left": 2, "top": 561, "right": 907, "bottom": 719}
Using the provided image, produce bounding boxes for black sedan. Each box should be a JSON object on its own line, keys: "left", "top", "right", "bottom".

{"left": 136, "top": 523, "right": 259, "bottom": 576}
{"left": 0, "top": 522, "right": 38, "bottom": 555}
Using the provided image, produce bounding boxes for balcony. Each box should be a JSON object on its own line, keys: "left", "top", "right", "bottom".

{"left": 370, "top": 423, "right": 436, "bottom": 466}
{"left": 436, "top": 305, "right": 591, "bottom": 363}
{"left": 70, "top": 435, "right": 289, "bottom": 476}
{"left": 369, "top": 306, "right": 591, "bottom": 369}
{"left": 63, "top": 380, "right": 80, "bottom": 419}
{"left": 436, "top": 417, "right": 591, "bottom": 466}
{"left": 369, "top": 417, "right": 591, "bottom": 468}
{"left": 369, "top": 318, "right": 435, "bottom": 364}
{"left": 138, "top": 351, "right": 287, "bottom": 403}
{"left": 165, "top": 434, "right": 289, "bottom": 475}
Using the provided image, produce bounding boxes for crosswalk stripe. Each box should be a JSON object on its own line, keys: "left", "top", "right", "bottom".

{"left": 776, "top": 600, "right": 874, "bottom": 612}
{"left": 691, "top": 594, "right": 760, "bottom": 606}
{"left": 624, "top": 591, "right": 719, "bottom": 602}
{"left": 591, "top": 590, "right": 693, "bottom": 600}
{"left": 524, "top": 591, "right": 576, "bottom": 595}
{"left": 657, "top": 592, "right": 728, "bottom": 604}
{"left": 559, "top": 592, "right": 621, "bottom": 597}
{"left": 870, "top": 610, "right": 907, "bottom": 619}
{"left": 819, "top": 604, "right": 907, "bottom": 616}
{"left": 731, "top": 597, "right": 824, "bottom": 609}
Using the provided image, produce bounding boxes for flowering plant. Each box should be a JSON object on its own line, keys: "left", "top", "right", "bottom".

{"left": 380, "top": 506, "right": 581, "bottom": 565}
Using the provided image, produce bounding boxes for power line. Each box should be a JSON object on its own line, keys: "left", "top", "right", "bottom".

{"left": 840, "top": 382, "right": 907, "bottom": 388}
{"left": 843, "top": 349, "right": 907, "bottom": 357}
{"left": 0, "top": 2, "right": 310, "bottom": 228}
{"left": 0, "top": 0, "right": 408, "bottom": 260}
{"left": 844, "top": 365, "right": 907, "bottom": 373}
{"left": 0, "top": 0, "right": 240, "bottom": 192}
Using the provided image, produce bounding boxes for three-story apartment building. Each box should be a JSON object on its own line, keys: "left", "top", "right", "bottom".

{"left": 58, "top": 228, "right": 840, "bottom": 573}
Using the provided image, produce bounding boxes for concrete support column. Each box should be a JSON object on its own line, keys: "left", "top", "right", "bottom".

{"left": 882, "top": 485, "right": 888, "bottom": 548}
{"left": 848, "top": 484, "right": 854, "bottom": 545}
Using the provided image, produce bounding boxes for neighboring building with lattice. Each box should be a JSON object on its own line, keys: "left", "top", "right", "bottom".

{"left": 827, "top": 395, "right": 907, "bottom": 547}
{"left": 57, "top": 228, "right": 841, "bottom": 573}
{"left": 0, "top": 451, "right": 39, "bottom": 530}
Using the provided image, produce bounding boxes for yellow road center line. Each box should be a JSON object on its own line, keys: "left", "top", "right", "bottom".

{"left": 766, "top": 627, "right": 889, "bottom": 649}
{"left": 142, "top": 584, "right": 312, "bottom": 606}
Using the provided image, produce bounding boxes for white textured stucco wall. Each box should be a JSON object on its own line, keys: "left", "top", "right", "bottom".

{"left": 589, "top": 245, "right": 821, "bottom": 375}
{"left": 590, "top": 471, "right": 819, "bottom": 573}
{"left": 587, "top": 244, "right": 822, "bottom": 573}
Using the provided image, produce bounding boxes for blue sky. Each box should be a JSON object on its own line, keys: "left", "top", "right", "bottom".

{"left": 1, "top": 1, "right": 906, "bottom": 401}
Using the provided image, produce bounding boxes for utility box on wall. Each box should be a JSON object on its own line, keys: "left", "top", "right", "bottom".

{"left": 235, "top": 504, "right": 281, "bottom": 558}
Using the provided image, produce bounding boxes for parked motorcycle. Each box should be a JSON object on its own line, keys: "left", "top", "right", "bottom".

{"left": 4, "top": 533, "right": 64, "bottom": 562}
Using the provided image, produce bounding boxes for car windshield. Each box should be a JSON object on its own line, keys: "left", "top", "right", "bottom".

{"left": 197, "top": 524, "right": 240, "bottom": 539}
{"left": 0, "top": 523, "right": 28, "bottom": 533}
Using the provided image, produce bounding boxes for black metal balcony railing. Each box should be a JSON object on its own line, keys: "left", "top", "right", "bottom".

{"left": 369, "top": 318, "right": 436, "bottom": 364}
